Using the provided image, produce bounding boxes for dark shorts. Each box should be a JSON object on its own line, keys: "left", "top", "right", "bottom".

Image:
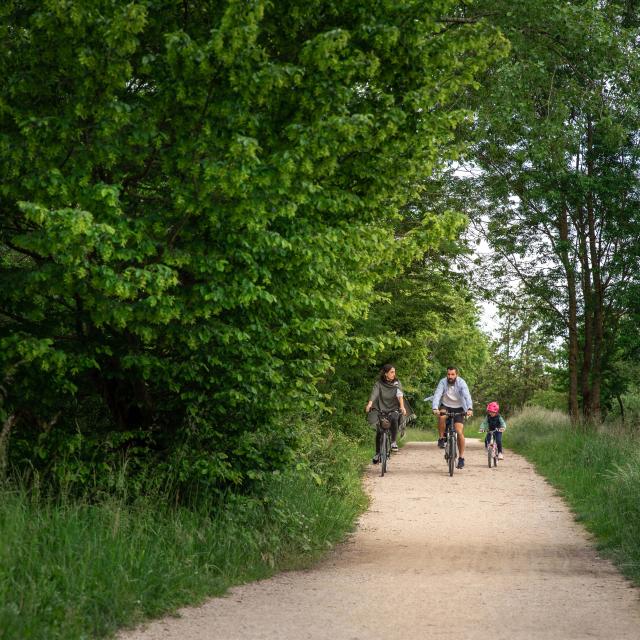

{"left": 439, "top": 405, "right": 465, "bottom": 425}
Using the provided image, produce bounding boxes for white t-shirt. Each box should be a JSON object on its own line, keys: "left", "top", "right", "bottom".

{"left": 443, "top": 383, "right": 462, "bottom": 407}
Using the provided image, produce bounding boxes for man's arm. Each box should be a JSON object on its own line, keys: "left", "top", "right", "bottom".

{"left": 431, "top": 379, "right": 444, "bottom": 411}
{"left": 459, "top": 379, "right": 473, "bottom": 412}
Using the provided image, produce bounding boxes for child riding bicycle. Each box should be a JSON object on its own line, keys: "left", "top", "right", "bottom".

{"left": 479, "top": 401, "right": 507, "bottom": 460}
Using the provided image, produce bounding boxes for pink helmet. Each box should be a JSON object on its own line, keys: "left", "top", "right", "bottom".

{"left": 487, "top": 401, "right": 500, "bottom": 413}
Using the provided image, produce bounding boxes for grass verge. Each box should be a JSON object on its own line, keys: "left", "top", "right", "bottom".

{"left": 403, "top": 426, "right": 437, "bottom": 442}
{"left": 404, "top": 419, "right": 484, "bottom": 443}
{"left": 507, "top": 406, "right": 640, "bottom": 585}
{"left": 0, "top": 447, "right": 369, "bottom": 640}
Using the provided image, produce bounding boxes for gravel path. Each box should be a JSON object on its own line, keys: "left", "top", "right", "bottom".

{"left": 119, "top": 439, "right": 640, "bottom": 640}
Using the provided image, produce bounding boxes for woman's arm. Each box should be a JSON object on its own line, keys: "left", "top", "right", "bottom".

{"left": 365, "top": 382, "right": 379, "bottom": 412}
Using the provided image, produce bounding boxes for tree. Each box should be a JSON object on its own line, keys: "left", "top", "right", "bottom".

{"left": 340, "top": 206, "right": 489, "bottom": 411}
{"left": 473, "top": 294, "right": 558, "bottom": 414}
{"left": 449, "top": 0, "right": 640, "bottom": 419}
{"left": 0, "top": 1, "right": 506, "bottom": 491}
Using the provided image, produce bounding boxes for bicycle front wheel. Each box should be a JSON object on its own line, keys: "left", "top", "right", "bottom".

{"left": 487, "top": 444, "right": 492, "bottom": 468}
{"left": 448, "top": 435, "right": 456, "bottom": 476}
{"left": 380, "top": 431, "right": 388, "bottom": 477}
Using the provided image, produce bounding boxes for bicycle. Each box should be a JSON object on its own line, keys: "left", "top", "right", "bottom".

{"left": 481, "top": 428, "right": 505, "bottom": 468}
{"left": 440, "top": 409, "right": 465, "bottom": 476}
{"left": 376, "top": 412, "right": 393, "bottom": 477}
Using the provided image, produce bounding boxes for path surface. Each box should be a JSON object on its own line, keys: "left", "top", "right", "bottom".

{"left": 119, "top": 439, "right": 640, "bottom": 640}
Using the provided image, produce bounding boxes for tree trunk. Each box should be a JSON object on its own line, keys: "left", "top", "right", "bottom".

{"left": 558, "top": 204, "right": 580, "bottom": 420}
{"left": 616, "top": 394, "right": 625, "bottom": 425}
{"left": 0, "top": 413, "right": 17, "bottom": 481}
{"left": 576, "top": 202, "right": 594, "bottom": 418}
{"left": 586, "top": 116, "right": 603, "bottom": 421}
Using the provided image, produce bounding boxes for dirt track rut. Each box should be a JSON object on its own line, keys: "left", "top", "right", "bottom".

{"left": 119, "top": 439, "right": 640, "bottom": 640}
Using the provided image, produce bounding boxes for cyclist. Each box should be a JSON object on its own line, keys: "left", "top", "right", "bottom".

{"left": 365, "top": 364, "right": 407, "bottom": 464}
{"left": 431, "top": 366, "right": 473, "bottom": 469}
{"left": 479, "top": 401, "right": 506, "bottom": 460}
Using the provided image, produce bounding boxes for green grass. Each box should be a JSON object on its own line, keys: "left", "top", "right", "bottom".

{"left": 404, "top": 419, "right": 484, "bottom": 443}
{"left": 0, "top": 453, "right": 368, "bottom": 640}
{"left": 507, "top": 406, "right": 640, "bottom": 584}
{"left": 404, "top": 426, "right": 438, "bottom": 442}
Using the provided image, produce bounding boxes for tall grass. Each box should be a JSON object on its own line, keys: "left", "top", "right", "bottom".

{"left": 508, "top": 406, "right": 640, "bottom": 584}
{"left": 0, "top": 446, "right": 368, "bottom": 640}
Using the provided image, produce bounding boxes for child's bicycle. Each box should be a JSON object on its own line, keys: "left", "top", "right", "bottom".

{"left": 481, "top": 428, "right": 505, "bottom": 468}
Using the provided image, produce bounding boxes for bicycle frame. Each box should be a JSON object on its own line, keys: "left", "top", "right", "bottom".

{"left": 377, "top": 412, "right": 394, "bottom": 477}
{"left": 441, "top": 409, "right": 464, "bottom": 476}
{"left": 485, "top": 428, "right": 504, "bottom": 468}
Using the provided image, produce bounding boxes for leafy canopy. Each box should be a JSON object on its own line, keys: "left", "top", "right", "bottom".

{"left": 0, "top": 0, "right": 506, "bottom": 491}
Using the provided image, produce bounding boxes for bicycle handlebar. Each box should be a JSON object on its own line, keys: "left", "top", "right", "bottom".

{"left": 438, "top": 409, "right": 466, "bottom": 417}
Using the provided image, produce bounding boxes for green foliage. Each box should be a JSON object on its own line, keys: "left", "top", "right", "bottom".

{"left": 0, "top": 1, "right": 506, "bottom": 492}
{"left": 527, "top": 388, "right": 567, "bottom": 412}
{"left": 325, "top": 191, "right": 490, "bottom": 432}
{"left": 453, "top": 0, "right": 640, "bottom": 418}
{"left": 474, "top": 297, "right": 559, "bottom": 414}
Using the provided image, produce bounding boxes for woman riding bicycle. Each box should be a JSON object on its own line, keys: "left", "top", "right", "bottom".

{"left": 365, "top": 364, "right": 407, "bottom": 464}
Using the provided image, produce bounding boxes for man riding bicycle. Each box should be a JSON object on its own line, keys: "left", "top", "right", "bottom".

{"left": 431, "top": 367, "right": 473, "bottom": 469}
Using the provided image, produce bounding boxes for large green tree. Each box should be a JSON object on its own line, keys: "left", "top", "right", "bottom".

{"left": 335, "top": 206, "right": 489, "bottom": 420}
{"left": 0, "top": 1, "right": 505, "bottom": 489}
{"left": 450, "top": 0, "right": 640, "bottom": 419}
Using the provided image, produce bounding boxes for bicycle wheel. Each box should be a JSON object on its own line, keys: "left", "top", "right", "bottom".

{"left": 493, "top": 447, "right": 498, "bottom": 467}
{"left": 380, "top": 431, "right": 388, "bottom": 477}
{"left": 448, "top": 434, "right": 456, "bottom": 476}
{"left": 487, "top": 438, "right": 493, "bottom": 468}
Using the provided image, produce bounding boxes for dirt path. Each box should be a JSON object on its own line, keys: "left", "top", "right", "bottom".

{"left": 119, "top": 439, "right": 640, "bottom": 640}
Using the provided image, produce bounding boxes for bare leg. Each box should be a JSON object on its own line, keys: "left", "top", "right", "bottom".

{"left": 455, "top": 421, "right": 465, "bottom": 457}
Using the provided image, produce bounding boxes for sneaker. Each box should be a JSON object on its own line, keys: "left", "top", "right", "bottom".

{"left": 372, "top": 454, "right": 380, "bottom": 464}
{"left": 437, "top": 437, "right": 445, "bottom": 449}
{"left": 498, "top": 453, "right": 504, "bottom": 460}
{"left": 456, "top": 457, "right": 465, "bottom": 469}
{"left": 391, "top": 442, "right": 399, "bottom": 451}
